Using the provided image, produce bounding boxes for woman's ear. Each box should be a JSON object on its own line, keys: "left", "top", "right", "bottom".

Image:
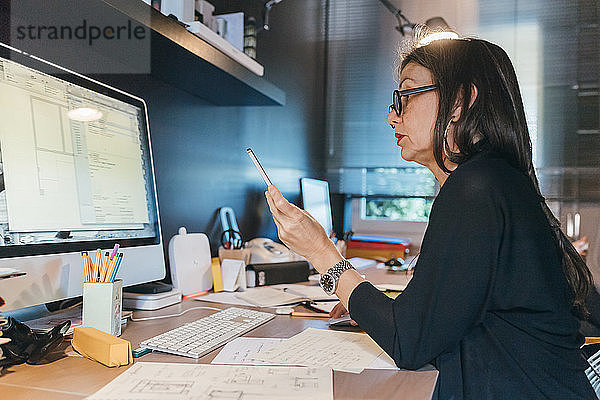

{"left": 450, "top": 83, "right": 479, "bottom": 122}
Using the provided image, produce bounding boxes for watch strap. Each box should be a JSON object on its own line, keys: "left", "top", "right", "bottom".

{"left": 319, "top": 259, "right": 355, "bottom": 295}
{"left": 326, "top": 259, "right": 354, "bottom": 281}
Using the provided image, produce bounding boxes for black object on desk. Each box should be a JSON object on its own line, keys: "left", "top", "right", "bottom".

{"left": 0, "top": 317, "right": 70, "bottom": 367}
{"left": 247, "top": 261, "right": 310, "bottom": 286}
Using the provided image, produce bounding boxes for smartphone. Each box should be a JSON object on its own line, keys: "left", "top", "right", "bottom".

{"left": 246, "top": 148, "right": 273, "bottom": 186}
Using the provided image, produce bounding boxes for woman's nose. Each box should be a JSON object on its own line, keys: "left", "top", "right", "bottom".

{"left": 387, "top": 108, "right": 400, "bottom": 128}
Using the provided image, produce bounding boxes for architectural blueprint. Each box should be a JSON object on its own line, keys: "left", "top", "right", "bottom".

{"left": 85, "top": 362, "right": 333, "bottom": 400}
{"left": 211, "top": 337, "right": 398, "bottom": 370}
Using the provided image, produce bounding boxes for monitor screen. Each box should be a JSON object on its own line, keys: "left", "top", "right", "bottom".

{"left": 300, "top": 178, "right": 333, "bottom": 236}
{"left": 0, "top": 43, "right": 165, "bottom": 311}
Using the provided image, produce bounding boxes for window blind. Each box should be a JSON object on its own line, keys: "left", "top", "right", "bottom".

{"left": 323, "top": 0, "right": 434, "bottom": 197}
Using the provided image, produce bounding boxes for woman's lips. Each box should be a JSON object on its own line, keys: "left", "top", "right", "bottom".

{"left": 395, "top": 133, "right": 406, "bottom": 145}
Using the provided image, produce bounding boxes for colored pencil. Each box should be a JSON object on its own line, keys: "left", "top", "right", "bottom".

{"left": 104, "top": 253, "right": 119, "bottom": 282}
{"left": 81, "top": 251, "right": 89, "bottom": 282}
{"left": 93, "top": 249, "right": 101, "bottom": 283}
{"left": 109, "top": 243, "right": 120, "bottom": 260}
{"left": 109, "top": 253, "right": 123, "bottom": 282}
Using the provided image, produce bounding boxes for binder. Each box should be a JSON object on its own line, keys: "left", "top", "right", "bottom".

{"left": 246, "top": 261, "right": 310, "bottom": 287}
{"left": 346, "top": 235, "right": 411, "bottom": 260}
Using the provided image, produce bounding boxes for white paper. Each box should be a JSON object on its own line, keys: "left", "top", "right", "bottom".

{"left": 235, "top": 286, "right": 306, "bottom": 307}
{"left": 374, "top": 283, "right": 408, "bottom": 292}
{"left": 211, "top": 337, "right": 284, "bottom": 365}
{"left": 308, "top": 301, "right": 338, "bottom": 314}
{"left": 252, "top": 328, "right": 384, "bottom": 373}
{"left": 221, "top": 259, "right": 245, "bottom": 292}
{"left": 212, "top": 337, "right": 399, "bottom": 370}
{"left": 85, "top": 362, "right": 332, "bottom": 400}
{"left": 368, "top": 351, "right": 399, "bottom": 369}
{"left": 270, "top": 284, "right": 338, "bottom": 301}
{"left": 193, "top": 291, "right": 255, "bottom": 306}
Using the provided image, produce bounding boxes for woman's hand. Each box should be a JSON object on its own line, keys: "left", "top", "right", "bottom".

{"left": 265, "top": 185, "right": 343, "bottom": 273}
{"left": 329, "top": 302, "right": 358, "bottom": 326}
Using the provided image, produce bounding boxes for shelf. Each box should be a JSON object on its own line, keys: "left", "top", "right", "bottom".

{"left": 100, "top": 0, "right": 285, "bottom": 106}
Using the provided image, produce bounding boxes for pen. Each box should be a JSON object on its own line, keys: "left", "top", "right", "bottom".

{"left": 585, "top": 337, "right": 600, "bottom": 345}
{"left": 290, "top": 311, "right": 330, "bottom": 318}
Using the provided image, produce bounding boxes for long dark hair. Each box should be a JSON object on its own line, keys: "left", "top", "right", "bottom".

{"left": 400, "top": 33, "right": 593, "bottom": 316}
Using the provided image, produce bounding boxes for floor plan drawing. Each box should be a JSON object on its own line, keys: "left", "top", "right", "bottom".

{"left": 85, "top": 362, "right": 333, "bottom": 400}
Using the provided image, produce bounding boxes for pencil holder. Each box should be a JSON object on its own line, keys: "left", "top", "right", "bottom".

{"left": 82, "top": 279, "right": 123, "bottom": 337}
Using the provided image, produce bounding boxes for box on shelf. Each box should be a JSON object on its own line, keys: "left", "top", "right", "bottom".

{"left": 214, "top": 12, "right": 244, "bottom": 51}
{"left": 161, "top": 0, "right": 195, "bottom": 22}
{"left": 184, "top": 20, "right": 264, "bottom": 76}
{"left": 195, "top": 0, "right": 215, "bottom": 31}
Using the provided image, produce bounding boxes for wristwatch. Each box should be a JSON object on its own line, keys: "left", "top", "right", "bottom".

{"left": 319, "top": 259, "right": 355, "bottom": 295}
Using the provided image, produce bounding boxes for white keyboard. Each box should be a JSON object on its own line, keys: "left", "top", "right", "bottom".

{"left": 140, "top": 307, "right": 275, "bottom": 358}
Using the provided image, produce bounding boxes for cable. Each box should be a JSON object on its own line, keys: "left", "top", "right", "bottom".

{"left": 129, "top": 306, "right": 222, "bottom": 322}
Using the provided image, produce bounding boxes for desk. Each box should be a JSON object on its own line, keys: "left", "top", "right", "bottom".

{"left": 0, "top": 267, "right": 437, "bottom": 399}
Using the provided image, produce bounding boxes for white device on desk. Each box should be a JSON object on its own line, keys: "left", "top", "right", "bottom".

{"left": 168, "top": 227, "right": 213, "bottom": 295}
{"left": 123, "top": 289, "right": 183, "bottom": 311}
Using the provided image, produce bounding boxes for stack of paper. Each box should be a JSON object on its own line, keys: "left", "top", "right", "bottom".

{"left": 211, "top": 336, "right": 398, "bottom": 370}
{"left": 196, "top": 284, "right": 337, "bottom": 308}
{"left": 251, "top": 327, "right": 386, "bottom": 374}
{"left": 234, "top": 284, "right": 336, "bottom": 308}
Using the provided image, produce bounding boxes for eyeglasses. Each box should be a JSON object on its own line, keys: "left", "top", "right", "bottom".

{"left": 389, "top": 84, "right": 438, "bottom": 117}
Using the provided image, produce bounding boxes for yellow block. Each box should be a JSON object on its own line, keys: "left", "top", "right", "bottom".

{"left": 211, "top": 257, "right": 223, "bottom": 293}
{"left": 72, "top": 327, "right": 132, "bottom": 367}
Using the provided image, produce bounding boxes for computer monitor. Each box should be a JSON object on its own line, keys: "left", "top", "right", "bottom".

{"left": 300, "top": 178, "right": 333, "bottom": 236}
{"left": 0, "top": 43, "right": 165, "bottom": 312}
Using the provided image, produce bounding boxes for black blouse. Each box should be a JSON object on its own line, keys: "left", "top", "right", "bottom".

{"left": 348, "top": 151, "right": 596, "bottom": 399}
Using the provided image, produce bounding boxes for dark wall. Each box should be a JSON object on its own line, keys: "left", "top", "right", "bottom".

{"left": 0, "top": 0, "right": 327, "bottom": 258}
{"left": 140, "top": 0, "right": 327, "bottom": 252}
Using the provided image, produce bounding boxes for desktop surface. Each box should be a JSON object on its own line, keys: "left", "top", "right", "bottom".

{"left": 0, "top": 268, "right": 435, "bottom": 399}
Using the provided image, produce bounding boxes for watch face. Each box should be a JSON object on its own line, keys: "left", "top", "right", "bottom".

{"left": 320, "top": 273, "right": 335, "bottom": 294}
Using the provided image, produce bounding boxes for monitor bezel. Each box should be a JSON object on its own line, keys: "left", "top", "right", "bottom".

{"left": 299, "top": 177, "right": 333, "bottom": 235}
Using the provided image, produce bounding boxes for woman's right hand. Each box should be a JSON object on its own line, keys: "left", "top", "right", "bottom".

{"left": 265, "top": 185, "right": 343, "bottom": 274}
{"left": 329, "top": 302, "right": 358, "bottom": 326}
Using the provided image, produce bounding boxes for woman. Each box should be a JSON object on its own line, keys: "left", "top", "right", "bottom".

{"left": 265, "top": 34, "right": 596, "bottom": 399}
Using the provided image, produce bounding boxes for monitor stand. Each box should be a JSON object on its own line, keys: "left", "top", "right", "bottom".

{"left": 122, "top": 289, "right": 182, "bottom": 310}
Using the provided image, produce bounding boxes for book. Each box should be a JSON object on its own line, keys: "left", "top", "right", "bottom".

{"left": 349, "top": 234, "right": 411, "bottom": 245}
{"left": 235, "top": 284, "right": 336, "bottom": 308}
